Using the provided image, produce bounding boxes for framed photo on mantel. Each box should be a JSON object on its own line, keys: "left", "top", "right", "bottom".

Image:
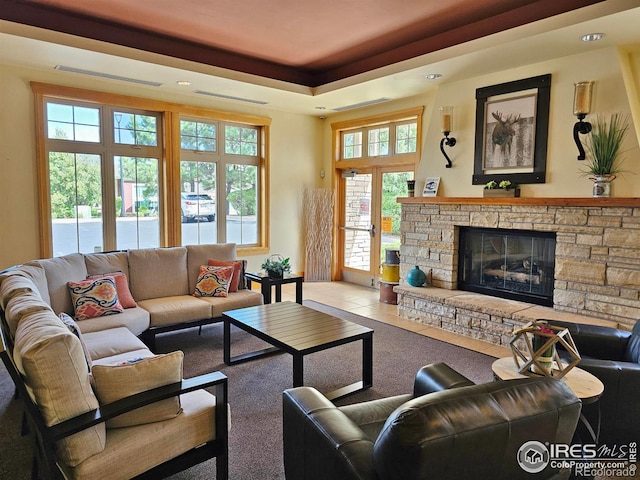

{"left": 422, "top": 177, "right": 440, "bottom": 196}
{"left": 472, "top": 74, "right": 551, "bottom": 186}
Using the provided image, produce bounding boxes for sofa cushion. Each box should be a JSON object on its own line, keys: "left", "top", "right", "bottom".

{"left": 15, "top": 262, "right": 51, "bottom": 306}
{"left": 91, "top": 351, "right": 184, "bottom": 428}
{"left": 68, "top": 277, "right": 124, "bottom": 320}
{"left": 84, "top": 251, "right": 130, "bottom": 279}
{"left": 186, "top": 243, "right": 236, "bottom": 294}
{"left": 194, "top": 265, "right": 234, "bottom": 298}
{"left": 136, "top": 295, "right": 212, "bottom": 328}
{"left": 59, "top": 312, "right": 92, "bottom": 372}
{"left": 0, "top": 273, "right": 39, "bottom": 309}
{"left": 37, "top": 253, "right": 88, "bottom": 315}
{"left": 128, "top": 247, "right": 189, "bottom": 300}
{"left": 13, "top": 309, "right": 105, "bottom": 466}
{"left": 82, "top": 326, "right": 150, "bottom": 361}
{"left": 4, "top": 291, "right": 52, "bottom": 339}
{"left": 88, "top": 272, "right": 136, "bottom": 308}
{"left": 195, "top": 289, "right": 263, "bottom": 317}
{"left": 59, "top": 389, "right": 216, "bottom": 480}
{"left": 75, "top": 306, "right": 150, "bottom": 337}
{"left": 208, "top": 259, "right": 243, "bottom": 292}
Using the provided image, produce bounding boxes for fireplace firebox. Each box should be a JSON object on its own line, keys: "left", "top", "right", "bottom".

{"left": 458, "top": 227, "right": 556, "bottom": 306}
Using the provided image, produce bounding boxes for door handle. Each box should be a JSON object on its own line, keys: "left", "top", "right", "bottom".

{"left": 339, "top": 224, "right": 376, "bottom": 236}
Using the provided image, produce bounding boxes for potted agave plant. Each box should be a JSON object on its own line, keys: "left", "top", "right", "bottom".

{"left": 582, "top": 113, "right": 629, "bottom": 197}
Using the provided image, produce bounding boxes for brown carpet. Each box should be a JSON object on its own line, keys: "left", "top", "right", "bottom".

{"left": 0, "top": 301, "right": 499, "bottom": 479}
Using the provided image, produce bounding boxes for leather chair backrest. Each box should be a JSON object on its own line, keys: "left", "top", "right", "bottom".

{"left": 373, "top": 377, "right": 581, "bottom": 480}
{"left": 623, "top": 320, "right": 640, "bottom": 363}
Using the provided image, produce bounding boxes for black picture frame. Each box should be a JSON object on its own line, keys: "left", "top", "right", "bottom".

{"left": 472, "top": 74, "right": 551, "bottom": 185}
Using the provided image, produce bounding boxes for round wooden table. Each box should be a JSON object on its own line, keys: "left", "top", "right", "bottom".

{"left": 492, "top": 357, "right": 603, "bottom": 403}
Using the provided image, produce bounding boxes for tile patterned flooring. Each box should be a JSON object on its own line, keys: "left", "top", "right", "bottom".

{"left": 276, "top": 280, "right": 512, "bottom": 359}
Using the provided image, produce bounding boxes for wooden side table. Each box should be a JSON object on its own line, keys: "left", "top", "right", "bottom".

{"left": 244, "top": 272, "right": 303, "bottom": 304}
{"left": 492, "top": 356, "right": 604, "bottom": 443}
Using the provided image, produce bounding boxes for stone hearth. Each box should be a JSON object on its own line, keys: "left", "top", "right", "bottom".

{"left": 396, "top": 197, "right": 640, "bottom": 346}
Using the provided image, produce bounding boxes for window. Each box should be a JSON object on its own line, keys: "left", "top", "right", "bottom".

{"left": 44, "top": 100, "right": 161, "bottom": 255}
{"left": 34, "top": 84, "right": 270, "bottom": 258}
{"left": 179, "top": 119, "right": 261, "bottom": 246}
{"left": 337, "top": 110, "right": 421, "bottom": 162}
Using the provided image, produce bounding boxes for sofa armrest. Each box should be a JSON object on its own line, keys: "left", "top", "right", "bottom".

{"left": 546, "top": 320, "right": 631, "bottom": 360}
{"left": 48, "top": 371, "right": 227, "bottom": 443}
{"left": 283, "top": 387, "right": 376, "bottom": 480}
{"left": 413, "top": 362, "right": 475, "bottom": 397}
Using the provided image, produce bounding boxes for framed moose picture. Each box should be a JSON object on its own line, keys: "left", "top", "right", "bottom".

{"left": 472, "top": 74, "right": 551, "bottom": 186}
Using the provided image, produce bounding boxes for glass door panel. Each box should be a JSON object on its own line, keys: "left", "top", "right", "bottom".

{"left": 338, "top": 168, "right": 413, "bottom": 286}
{"left": 343, "top": 173, "right": 373, "bottom": 271}
{"left": 380, "top": 171, "right": 413, "bottom": 264}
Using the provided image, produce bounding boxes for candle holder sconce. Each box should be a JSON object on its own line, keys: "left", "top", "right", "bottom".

{"left": 439, "top": 105, "right": 456, "bottom": 168}
{"left": 573, "top": 81, "right": 595, "bottom": 161}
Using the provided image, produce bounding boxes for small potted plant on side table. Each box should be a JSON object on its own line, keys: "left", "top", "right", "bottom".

{"left": 261, "top": 255, "right": 291, "bottom": 279}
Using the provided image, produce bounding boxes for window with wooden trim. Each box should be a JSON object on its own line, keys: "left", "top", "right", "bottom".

{"left": 338, "top": 116, "right": 420, "bottom": 162}
{"left": 179, "top": 119, "right": 261, "bottom": 246}
{"left": 34, "top": 84, "right": 269, "bottom": 257}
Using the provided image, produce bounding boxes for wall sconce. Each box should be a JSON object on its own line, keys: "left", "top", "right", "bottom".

{"left": 573, "top": 81, "right": 595, "bottom": 160}
{"left": 439, "top": 106, "right": 456, "bottom": 168}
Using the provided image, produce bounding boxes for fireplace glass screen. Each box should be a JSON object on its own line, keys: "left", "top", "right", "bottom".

{"left": 458, "top": 227, "right": 556, "bottom": 306}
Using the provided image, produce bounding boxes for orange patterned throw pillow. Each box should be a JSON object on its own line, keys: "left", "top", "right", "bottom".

{"left": 87, "top": 272, "right": 137, "bottom": 308}
{"left": 193, "top": 265, "right": 234, "bottom": 297}
{"left": 68, "top": 276, "right": 124, "bottom": 320}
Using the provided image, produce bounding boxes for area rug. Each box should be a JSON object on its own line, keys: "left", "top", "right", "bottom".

{"left": 0, "top": 301, "right": 498, "bottom": 480}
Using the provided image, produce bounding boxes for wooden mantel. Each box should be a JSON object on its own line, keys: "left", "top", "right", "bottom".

{"left": 397, "top": 197, "right": 640, "bottom": 207}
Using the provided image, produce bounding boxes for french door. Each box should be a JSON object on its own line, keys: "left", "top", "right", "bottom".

{"left": 338, "top": 166, "right": 414, "bottom": 287}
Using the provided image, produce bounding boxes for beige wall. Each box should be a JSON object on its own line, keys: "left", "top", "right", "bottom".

{"left": 2, "top": 45, "right": 639, "bottom": 271}
{"left": 0, "top": 65, "right": 320, "bottom": 271}
{"left": 322, "top": 47, "right": 640, "bottom": 199}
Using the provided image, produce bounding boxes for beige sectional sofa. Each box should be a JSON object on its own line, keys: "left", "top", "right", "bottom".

{"left": 0, "top": 243, "right": 262, "bottom": 479}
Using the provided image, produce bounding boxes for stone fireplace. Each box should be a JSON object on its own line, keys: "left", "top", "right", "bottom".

{"left": 395, "top": 197, "right": 640, "bottom": 346}
{"left": 458, "top": 227, "right": 556, "bottom": 306}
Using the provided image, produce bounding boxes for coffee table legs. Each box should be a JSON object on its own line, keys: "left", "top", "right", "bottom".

{"left": 292, "top": 332, "right": 373, "bottom": 402}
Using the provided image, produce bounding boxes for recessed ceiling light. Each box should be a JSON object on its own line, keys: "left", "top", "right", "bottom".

{"left": 424, "top": 73, "right": 442, "bottom": 80}
{"left": 581, "top": 33, "right": 604, "bottom": 42}
{"left": 176, "top": 80, "right": 191, "bottom": 86}
{"left": 315, "top": 106, "right": 326, "bottom": 110}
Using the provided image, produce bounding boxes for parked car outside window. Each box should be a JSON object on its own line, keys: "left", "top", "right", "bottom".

{"left": 181, "top": 193, "right": 216, "bottom": 222}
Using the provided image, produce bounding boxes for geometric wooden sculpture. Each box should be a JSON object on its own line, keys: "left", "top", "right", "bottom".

{"left": 509, "top": 320, "right": 581, "bottom": 379}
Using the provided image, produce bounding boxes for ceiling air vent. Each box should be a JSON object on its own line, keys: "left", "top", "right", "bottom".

{"left": 332, "top": 98, "right": 392, "bottom": 112}
{"left": 54, "top": 65, "right": 162, "bottom": 87}
{"left": 193, "top": 90, "right": 269, "bottom": 105}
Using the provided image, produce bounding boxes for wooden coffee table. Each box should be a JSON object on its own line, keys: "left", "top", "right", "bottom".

{"left": 222, "top": 302, "right": 373, "bottom": 401}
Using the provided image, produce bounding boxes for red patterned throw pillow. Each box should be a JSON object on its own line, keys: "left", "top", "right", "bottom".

{"left": 207, "top": 259, "right": 243, "bottom": 292}
{"left": 68, "top": 276, "right": 124, "bottom": 320}
{"left": 193, "top": 265, "right": 234, "bottom": 298}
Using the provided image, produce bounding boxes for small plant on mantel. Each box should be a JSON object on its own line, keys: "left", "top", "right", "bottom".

{"left": 483, "top": 179, "right": 520, "bottom": 197}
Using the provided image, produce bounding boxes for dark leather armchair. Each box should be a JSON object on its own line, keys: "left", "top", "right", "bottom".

{"left": 282, "top": 362, "right": 581, "bottom": 480}
{"left": 547, "top": 319, "right": 640, "bottom": 445}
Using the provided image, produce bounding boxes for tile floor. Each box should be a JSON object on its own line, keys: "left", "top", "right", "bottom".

{"left": 275, "top": 280, "right": 512, "bottom": 359}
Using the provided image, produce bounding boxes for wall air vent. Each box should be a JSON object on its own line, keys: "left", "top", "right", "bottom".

{"left": 54, "top": 65, "right": 163, "bottom": 87}
{"left": 332, "top": 98, "right": 392, "bottom": 112}
{"left": 193, "top": 90, "right": 269, "bottom": 105}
